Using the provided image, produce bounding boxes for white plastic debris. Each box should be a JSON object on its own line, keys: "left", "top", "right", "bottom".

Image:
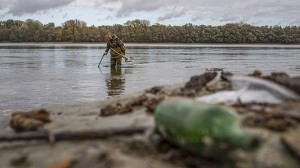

{"left": 197, "top": 75, "right": 300, "bottom": 104}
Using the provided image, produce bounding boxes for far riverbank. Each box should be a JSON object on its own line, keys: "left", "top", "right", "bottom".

{"left": 1, "top": 42, "right": 300, "bottom": 45}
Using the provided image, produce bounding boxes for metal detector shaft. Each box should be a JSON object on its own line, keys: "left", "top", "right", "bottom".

{"left": 98, "top": 54, "right": 105, "bottom": 68}
{"left": 110, "top": 48, "right": 133, "bottom": 62}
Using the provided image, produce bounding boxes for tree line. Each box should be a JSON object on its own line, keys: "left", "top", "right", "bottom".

{"left": 1, "top": 19, "right": 300, "bottom": 43}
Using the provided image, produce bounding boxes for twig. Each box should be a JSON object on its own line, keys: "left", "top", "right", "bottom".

{"left": 0, "top": 126, "right": 149, "bottom": 142}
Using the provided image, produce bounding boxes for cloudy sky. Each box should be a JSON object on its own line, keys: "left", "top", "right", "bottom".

{"left": 0, "top": 0, "right": 299, "bottom": 26}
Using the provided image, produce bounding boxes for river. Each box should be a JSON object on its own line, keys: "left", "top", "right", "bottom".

{"left": 0, "top": 43, "right": 300, "bottom": 115}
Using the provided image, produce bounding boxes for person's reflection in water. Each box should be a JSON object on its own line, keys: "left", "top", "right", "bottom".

{"left": 106, "top": 66, "right": 125, "bottom": 96}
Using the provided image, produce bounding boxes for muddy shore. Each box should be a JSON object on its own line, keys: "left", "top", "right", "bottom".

{"left": 0, "top": 72, "right": 299, "bottom": 168}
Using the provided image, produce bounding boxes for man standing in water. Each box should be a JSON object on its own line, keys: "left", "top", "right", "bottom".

{"left": 104, "top": 33, "right": 126, "bottom": 67}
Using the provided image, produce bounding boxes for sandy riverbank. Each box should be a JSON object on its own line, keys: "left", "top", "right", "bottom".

{"left": 0, "top": 72, "right": 299, "bottom": 168}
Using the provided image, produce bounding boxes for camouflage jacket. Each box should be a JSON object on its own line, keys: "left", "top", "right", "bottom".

{"left": 105, "top": 35, "right": 125, "bottom": 58}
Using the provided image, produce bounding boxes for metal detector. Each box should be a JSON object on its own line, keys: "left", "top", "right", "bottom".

{"left": 98, "top": 53, "right": 105, "bottom": 68}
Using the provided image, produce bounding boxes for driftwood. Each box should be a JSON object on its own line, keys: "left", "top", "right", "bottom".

{"left": 0, "top": 126, "right": 149, "bottom": 142}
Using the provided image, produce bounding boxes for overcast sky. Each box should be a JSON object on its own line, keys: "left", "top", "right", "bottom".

{"left": 0, "top": 0, "right": 299, "bottom": 26}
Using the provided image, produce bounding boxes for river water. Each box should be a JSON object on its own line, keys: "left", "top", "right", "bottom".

{"left": 0, "top": 43, "right": 300, "bottom": 116}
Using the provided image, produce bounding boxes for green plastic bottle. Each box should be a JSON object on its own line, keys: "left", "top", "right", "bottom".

{"left": 155, "top": 98, "right": 255, "bottom": 157}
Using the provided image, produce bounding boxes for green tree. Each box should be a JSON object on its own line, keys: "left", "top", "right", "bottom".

{"left": 0, "top": 18, "right": 299, "bottom": 43}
